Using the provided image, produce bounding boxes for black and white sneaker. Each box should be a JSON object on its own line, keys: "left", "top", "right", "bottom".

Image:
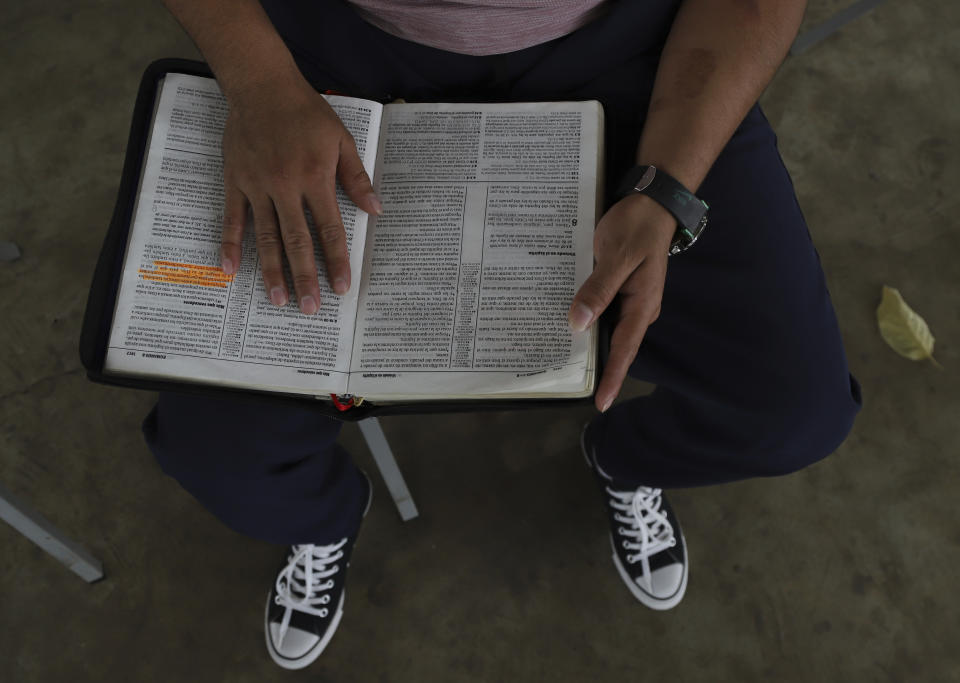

{"left": 581, "top": 421, "right": 688, "bottom": 610}
{"left": 264, "top": 470, "right": 373, "bottom": 670}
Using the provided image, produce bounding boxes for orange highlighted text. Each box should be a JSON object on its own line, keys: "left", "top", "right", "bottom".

{"left": 138, "top": 260, "right": 235, "bottom": 289}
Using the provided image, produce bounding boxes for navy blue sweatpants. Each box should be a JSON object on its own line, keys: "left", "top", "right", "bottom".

{"left": 143, "top": 0, "right": 863, "bottom": 545}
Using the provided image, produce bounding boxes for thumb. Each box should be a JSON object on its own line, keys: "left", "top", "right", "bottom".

{"left": 337, "top": 136, "right": 382, "bottom": 216}
{"left": 568, "top": 260, "right": 634, "bottom": 332}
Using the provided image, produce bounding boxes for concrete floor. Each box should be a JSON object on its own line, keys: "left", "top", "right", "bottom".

{"left": 2, "top": 1, "right": 958, "bottom": 681}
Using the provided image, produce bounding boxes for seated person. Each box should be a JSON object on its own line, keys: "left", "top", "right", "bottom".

{"left": 152, "top": 0, "right": 862, "bottom": 670}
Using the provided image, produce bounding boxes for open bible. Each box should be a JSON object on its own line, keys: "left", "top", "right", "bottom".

{"left": 98, "top": 69, "right": 604, "bottom": 406}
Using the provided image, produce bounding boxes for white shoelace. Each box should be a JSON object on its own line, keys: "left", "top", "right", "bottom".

{"left": 273, "top": 540, "right": 346, "bottom": 648}
{"left": 608, "top": 486, "right": 677, "bottom": 590}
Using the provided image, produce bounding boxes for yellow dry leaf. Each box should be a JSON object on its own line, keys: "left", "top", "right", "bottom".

{"left": 876, "top": 285, "right": 943, "bottom": 369}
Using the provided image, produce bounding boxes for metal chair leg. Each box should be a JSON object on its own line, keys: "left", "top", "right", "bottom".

{"left": 0, "top": 481, "right": 104, "bottom": 583}
{"left": 357, "top": 418, "right": 419, "bottom": 521}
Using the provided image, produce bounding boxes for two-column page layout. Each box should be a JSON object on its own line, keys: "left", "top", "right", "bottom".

{"left": 104, "top": 73, "right": 603, "bottom": 401}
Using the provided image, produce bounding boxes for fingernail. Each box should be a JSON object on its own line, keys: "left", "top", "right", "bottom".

{"left": 366, "top": 193, "right": 382, "bottom": 215}
{"left": 600, "top": 397, "right": 612, "bottom": 413}
{"left": 300, "top": 295, "right": 318, "bottom": 315}
{"left": 333, "top": 277, "right": 348, "bottom": 295}
{"left": 270, "top": 287, "right": 287, "bottom": 306}
{"left": 569, "top": 302, "right": 593, "bottom": 332}
{"left": 222, "top": 257, "right": 235, "bottom": 275}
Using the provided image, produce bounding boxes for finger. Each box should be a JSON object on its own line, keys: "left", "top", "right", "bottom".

{"left": 337, "top": 135, "right": 381, "bottom": 216}
{"left": 273, "top": 192, "right": 323, "bottom": 314}
{"left": 221, "top": 181, "right": 247, "bottom": 275}
{"left": 568, "top": 257, "right": 638, "bottom": 332}
{"left": 250, "top": 197, "right": 289, "bottom": 308}
{"left": 305, "top": 183, "right": 351, "bottom": 295}
{"left": 595, "top": 311, "right": 650, "bottom": 412}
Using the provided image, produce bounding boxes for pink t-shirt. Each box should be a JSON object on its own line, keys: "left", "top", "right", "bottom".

{"left": 346, "top": 1, "right": 611, "bottom": 56}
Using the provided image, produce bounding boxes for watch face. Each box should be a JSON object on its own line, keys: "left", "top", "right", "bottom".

{"left": 670, "top": 214, "right": 708, "bottom": 256}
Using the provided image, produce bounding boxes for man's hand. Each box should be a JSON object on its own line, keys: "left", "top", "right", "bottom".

{"left": 220, "top": 72, "right": 382, "bottom": 314}
{"left": 569, "top": 193, "right": 676, "bottom": 412}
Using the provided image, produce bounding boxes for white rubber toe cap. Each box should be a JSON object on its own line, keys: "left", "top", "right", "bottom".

{"left": 268, "top": 623, "right": 319, "bottom": 659}
{"left": 645, "top": 563, "right": 684, "bottom": 599}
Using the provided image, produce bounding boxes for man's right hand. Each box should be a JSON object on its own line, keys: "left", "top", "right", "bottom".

{"left": 220, "top": 72, "right": 382, "bottom": 315}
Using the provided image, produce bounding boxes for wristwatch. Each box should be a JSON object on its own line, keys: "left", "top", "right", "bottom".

{"left": 613, "top": 164, "right": 710, "bottom": 256}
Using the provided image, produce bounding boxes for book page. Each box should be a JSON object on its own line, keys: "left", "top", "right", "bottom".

{"left": 104, "top": 73, "right": 383, "bottom": 397}
{"left": 348, "top": 101, "right": 601, "bottom": 399}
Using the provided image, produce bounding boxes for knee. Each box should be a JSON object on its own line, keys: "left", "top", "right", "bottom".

{"left": 141, "top": 391, "right": 344, "bottom": 482}
{"left": 141, "top": 400, "right": 218, "bottom": 480}
{"left": 141, "top": 393, "right": 262, "bottom": 481}
{"left": 750, "top": 371, "right": 863, "bottom": 478}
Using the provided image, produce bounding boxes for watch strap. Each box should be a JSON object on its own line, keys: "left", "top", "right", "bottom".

{"left": 614, "top": 165, "right": 709, "bottom": 233}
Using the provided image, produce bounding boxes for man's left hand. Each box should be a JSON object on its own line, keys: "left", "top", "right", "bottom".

{"left": 568, "top": 193, "right": 676, "bottom": 412}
